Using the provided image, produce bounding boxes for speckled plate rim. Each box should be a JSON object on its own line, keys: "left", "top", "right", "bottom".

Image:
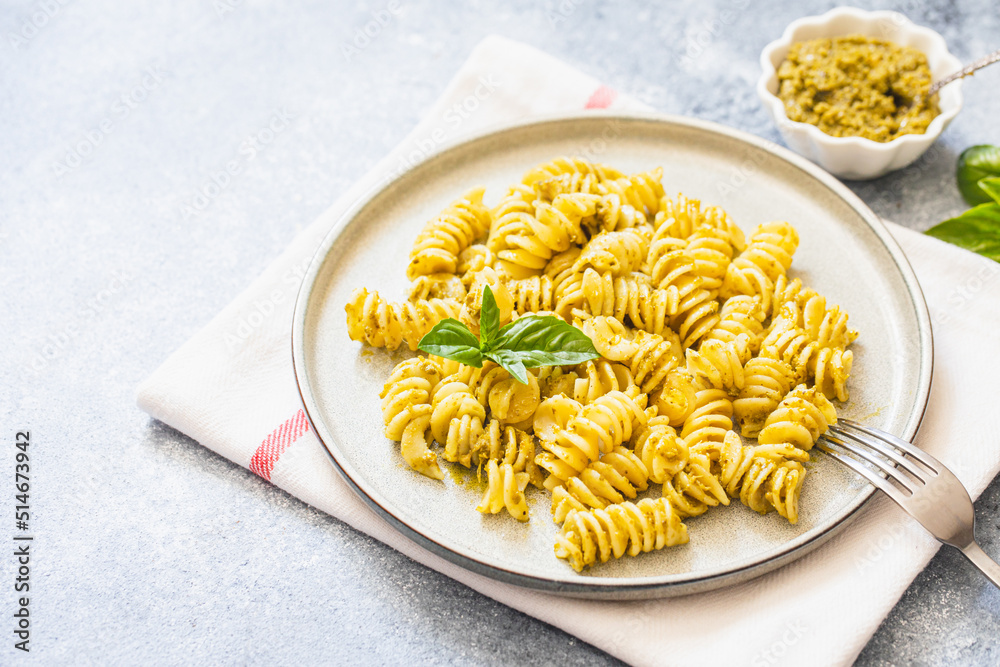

{"left": 291, "top": 111, "right": 934, "bottom": 599}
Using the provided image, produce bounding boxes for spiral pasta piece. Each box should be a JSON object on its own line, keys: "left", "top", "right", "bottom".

{"left": 532, "top": 172, "right": 601, "bottom": 201}
{"left": 488, "top": 193, "right": 599, "bottom": 279}
{"left": 652, "top": 193, "right": 745, "bottom": 252}
{"left": 567, "top": 359, "right": 636, "bottom": 404}
{"left": 550, "top": 446, "right": 650, "bottom": 522}
{"left": 579, "top": 269, "right": 677, "bottom": 336}
{"left": 407, "top": 273, "right": 466, "bottom": 302}
{"left": 532, "top": 394, "right": 581, "bottom": 441}
{"left": 430, "top": 378, "right": 487, "bottom": 468}
{"left": 379, "top": 357, "right": 444, "bottom": 479}
{"left": 597, "top": 168, "right": 665, "bottom": 218}
{"left": 345, "top": 287, "right": 460, "bottom": 351}
{"left": 592, "top": 193, "right": 646, "bottom": 234}
{"left": 507, "top": 274, "right": 555, "bottom": 314}
{"left": 407, "top": 187, "right": 491, "bottom": 280}
{"left": 669, "top": 287, "right": 721, "bottom": 350}
{"left": 629, "top": 329, "right": 685, "bottom": 394}
{"left": 680, "top": 387, "right": 734, "bottom": 451}
{"left": 646, "top": 237, "right": 704, "bottom": 306}
{"left": 685, "top": 338, "right": 746, "bottom": 396}
{"left": 477, "top": 459, "right": 531, "bottom": 521}
{"left": 522, "top": 156, "right": 624, "bottom": 186}
{"left": 541, "top": 248, "right": 587, "bottom": 317}
{"left": 814, "top": 304, "right": 858, "bottom": 350}
{"left": 472, "top": 419, "right": 545, "bottom": 488}
{"left": 554, "top": 497, "right": 689, "bottom": 572}
{"left": 811, "top": 346, "right": 853, "bottom": 402}
{"left": 661, "top": 451, "right": 730, "bottom": 518}
{"left": 649, "top": 368, "right": 698, "bottom": 426}
{"left": 456, "top": 244, "right": 494, "bottom": 284}
{"left": 581, "top": 321, "right": 684, "bottom": 395}
{"left": 536, "top": 390, "right": 648, "bottom": 489}
{"left": 702, "top": 295, "right": 766, "bottom": 362}
{"left": 487, "top": 372, "right": 541, "bottom": 428}
{"left": 720, "top": 221, "right": 799, "bottom": 315}
{"left": 632, "top": 416, "right": 690, "bottom": 484}
{"left": 706, "top": 431, "right": 809, "bottom": 524}
{"left": 758, "top": 384, "right": 838, "bottom": 451}
{"left": 576, "top": 228, "right": 648, "bottom": 276}
{"left": 733, "top": 357, "right": 795, "bottom": 437}
{"left": 674, "top": 229, "right": 733, "bottom": 290}
{"left": 580, "top": 315, "right": 637, "bottom": 362}
{"left": 491, "top": 184, "right": 535, "bottom": 219}
{"left": 758, "top": 314, "right": 818, "bottom": 381}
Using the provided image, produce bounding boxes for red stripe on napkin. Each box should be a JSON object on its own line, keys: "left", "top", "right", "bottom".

{"left": 249, "top": 409, "right": 310, "bottom": 480}
{"left": 584, "top": 85, "right": 617, "bottom": 109}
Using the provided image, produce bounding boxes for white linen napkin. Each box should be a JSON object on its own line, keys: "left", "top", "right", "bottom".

{"left": 137, "top": 35, "right": 1000, "bottom": 666}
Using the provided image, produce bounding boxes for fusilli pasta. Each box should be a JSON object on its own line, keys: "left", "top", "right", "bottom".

{"left": 347, "top": 156, "right": 860, "bottom": 571}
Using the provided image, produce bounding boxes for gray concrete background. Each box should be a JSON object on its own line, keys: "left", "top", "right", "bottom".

{"left": 2, "top": 0, "right": 999, "bottom": 664}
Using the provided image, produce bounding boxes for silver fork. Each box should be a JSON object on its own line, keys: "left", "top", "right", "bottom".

{"left": 817, "top": 418, "right": 1000, "bottom": 589}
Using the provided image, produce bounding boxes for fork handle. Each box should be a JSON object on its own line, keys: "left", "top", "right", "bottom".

{"left": 959, "top": 541, "right": 1000, "bottom": 590}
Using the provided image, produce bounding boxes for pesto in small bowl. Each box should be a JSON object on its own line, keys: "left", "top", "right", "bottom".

{"left": 777, "top": 35, "right": 939, "bottom": 143}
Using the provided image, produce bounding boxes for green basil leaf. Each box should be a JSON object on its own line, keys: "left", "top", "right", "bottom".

{"left": 484, "top": 348, "right": 529, "bottom": 384}
{"left": 978, "top": 176, "right": 1000, "bottom": 206}
{"left": 957, "top": 145, "right": 1000, "bottom": 206}
{"left": 479, "top": 284, "right": 500, "bottom": 351}
{"left": 496, "top": 315, "right": 601, "bottom": 368}
{"left": 925, "top": 203, "right": 1000, "bottom": 263}
{"left": 417, "top": 318, "right": 484, "bottom": 367}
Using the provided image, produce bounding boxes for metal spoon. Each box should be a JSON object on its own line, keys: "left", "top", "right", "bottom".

{"left": 928, "top": 47, "right": 1000, "bottom": 97}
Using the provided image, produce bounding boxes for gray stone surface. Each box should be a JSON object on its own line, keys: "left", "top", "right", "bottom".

{"left": 2, "top": 0, "right": 998, "bottom": 664}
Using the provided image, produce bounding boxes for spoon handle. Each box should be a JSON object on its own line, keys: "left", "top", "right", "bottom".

{"left": 929, "top": 47, "right": 1000, "bottom": 97}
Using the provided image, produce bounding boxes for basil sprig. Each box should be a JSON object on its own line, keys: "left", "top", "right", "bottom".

{"left": 417, "top": 285, "right": 600, "bottom": 383}
{"left": 926, "top": 203, "right": 1000, "bottom": 263}
{"left": 924, "top": 146, "right": 1000, "bottom": 264}
{"left": 957, "top": 145, "right": 1000, "bottom": 206}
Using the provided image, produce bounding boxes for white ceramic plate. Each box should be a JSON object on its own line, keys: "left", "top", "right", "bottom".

{"left": 292, "top": 112, "right": 933, "bottom": 600}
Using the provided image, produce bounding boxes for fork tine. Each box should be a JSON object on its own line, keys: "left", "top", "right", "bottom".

{"left": 826, "top": 425, "right": 929, "bottom": 484}
{"left": 821, "top": 434, "right": 916, "bottom": 495}
{"left": 837, "top": 419, "right": 940, "bottom": 472}
{"left": 815, "top": 442, "right": 910, "bottom": 506}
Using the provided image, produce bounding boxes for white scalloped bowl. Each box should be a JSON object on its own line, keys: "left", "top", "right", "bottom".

{"left": 758, "top": 7, "right": 963, "bottom": 180}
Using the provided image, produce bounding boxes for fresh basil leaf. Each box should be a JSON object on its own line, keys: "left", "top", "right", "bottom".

{"left": 978, "top": 176, "right": 1000, "bottom": 206}
{"left": 496, "top": 315, "right": 601, "bottom": 368}
{"left": 417, "top": 318, "right": 484, "bottom": 367}
{"left": 484, "top": 348, "right": 529, "bottom": 384}
{"left": 925, "top": 203, "right": 1000, "bottom": 263}
{"left": 479, "top": 284, "right": 500, "bottom": 351}
{"left": 957, "top": 145, "right": 1000, "bottom": 206}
